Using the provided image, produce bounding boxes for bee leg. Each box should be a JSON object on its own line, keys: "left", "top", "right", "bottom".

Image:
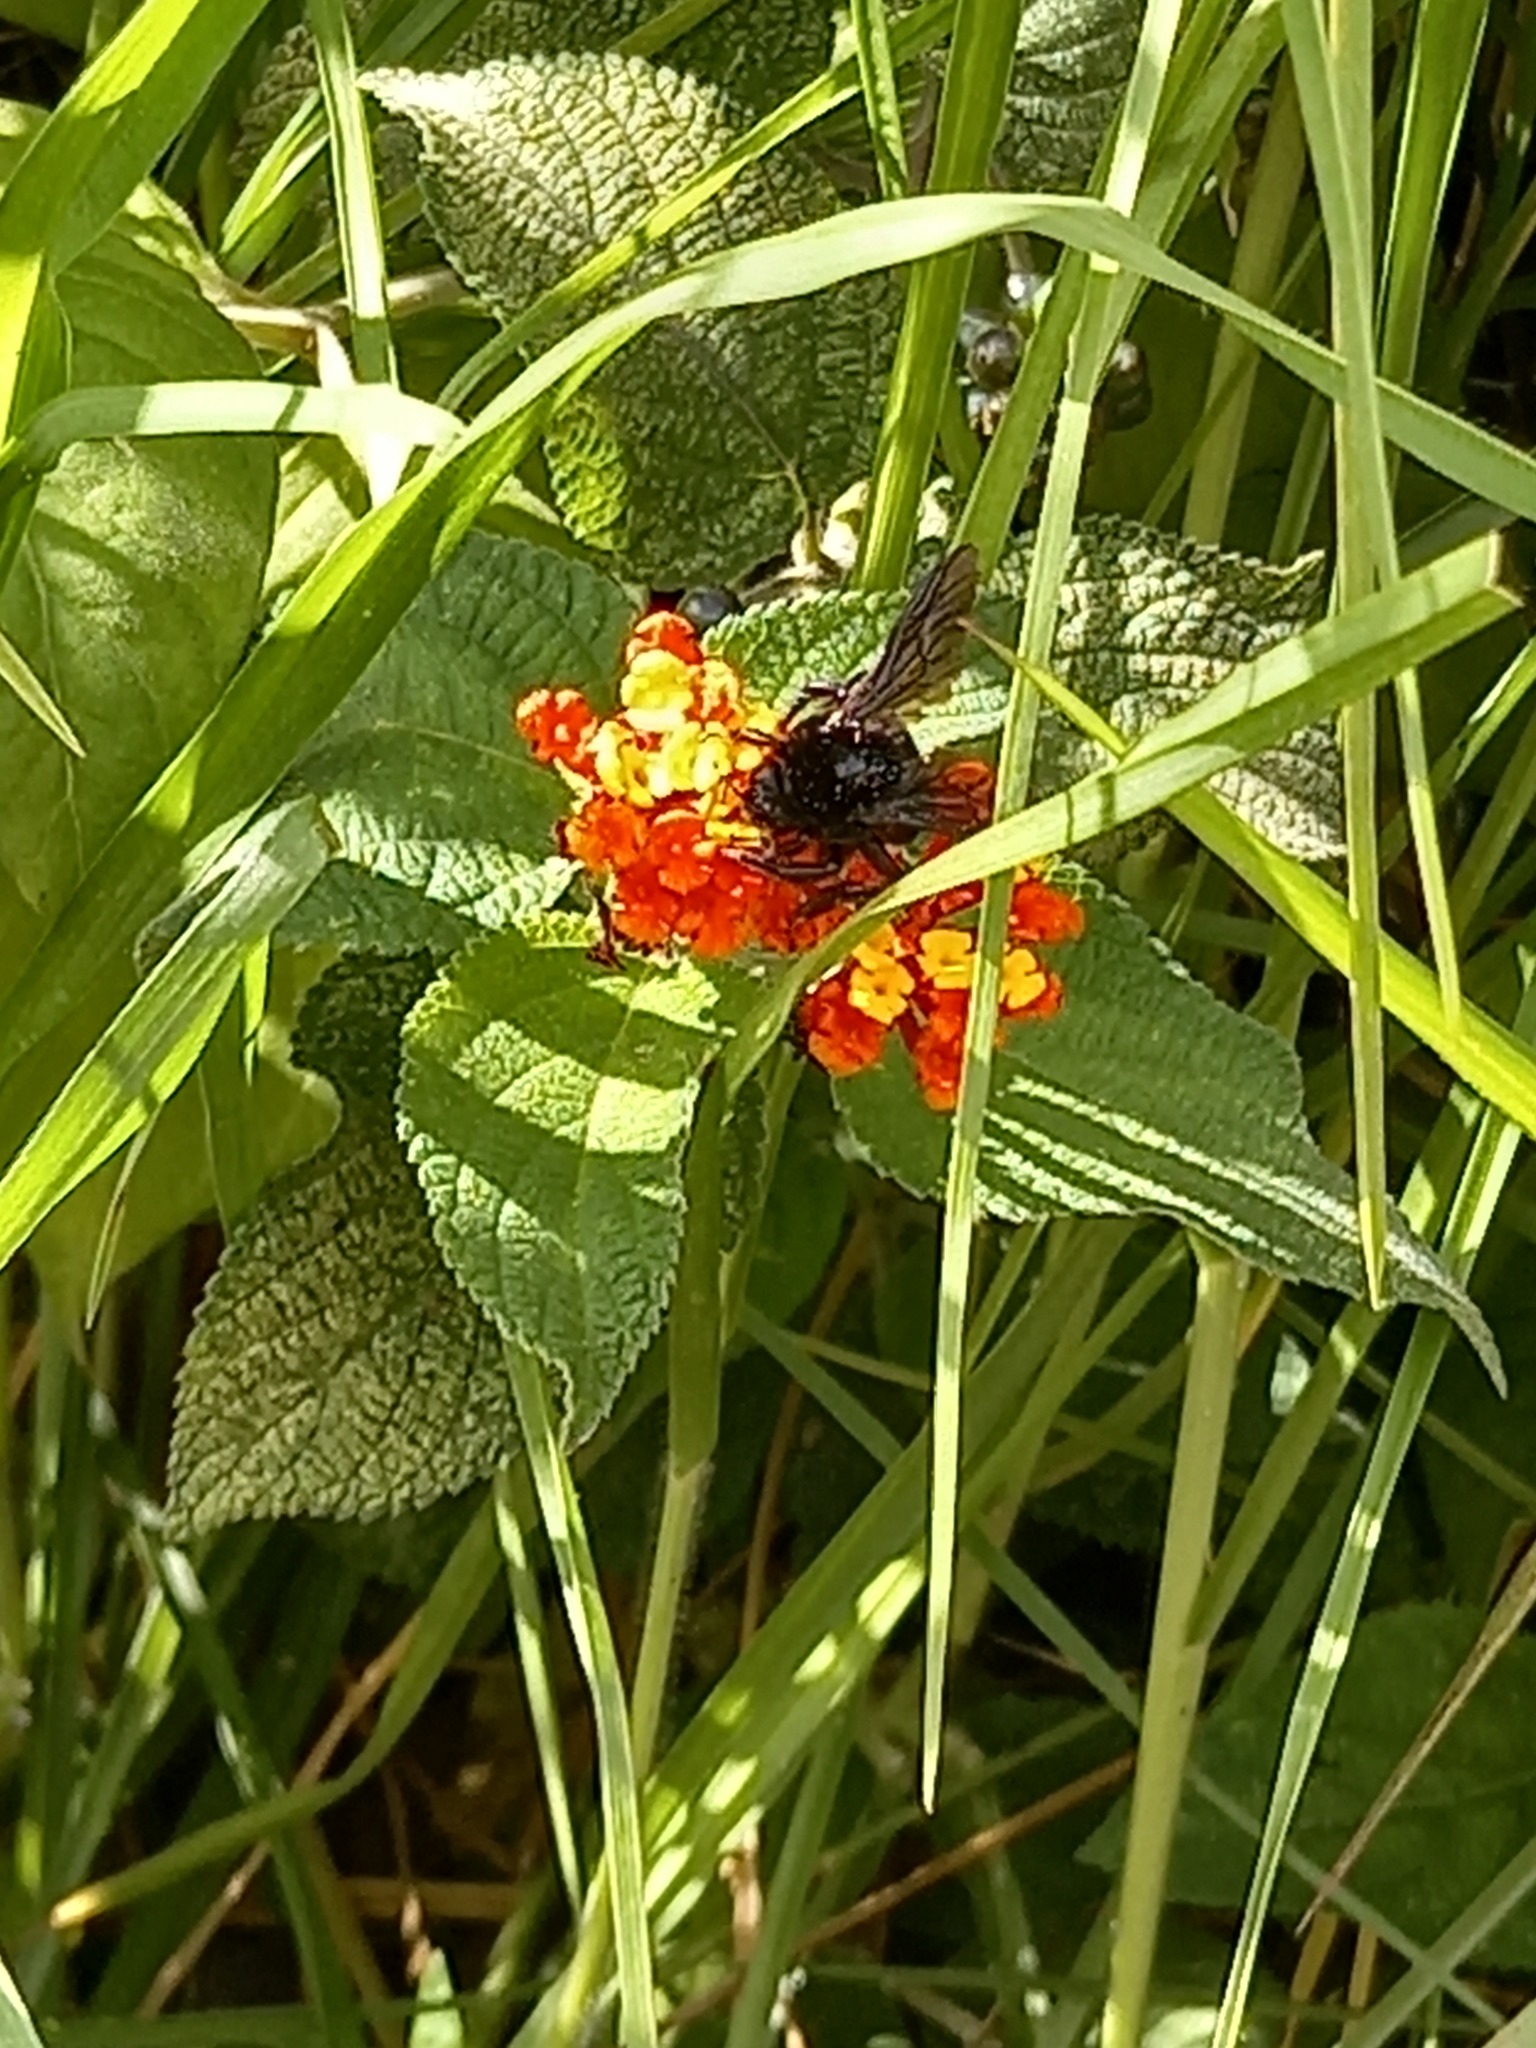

{"left": 737, "top": 842, "right": 844, "bottom": 884}
{"left": 864, "top": 839, "right": 909, "bottom": 882}
{"left": 587, "top": 894, "right": 623, "bottom": 969}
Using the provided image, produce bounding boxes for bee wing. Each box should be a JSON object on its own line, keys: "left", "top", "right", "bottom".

{"left": 827, "top": 544, "right": 981, "bottom": 726}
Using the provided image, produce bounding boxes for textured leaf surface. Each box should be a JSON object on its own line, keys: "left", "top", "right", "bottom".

{"left": 167, "top": 957, "right": 516, "bottom": 1532}
{"left": 236, "top": 0, "right": 831, "bottom": 190}
{"left": 709, "top": 518, "right": 1341, "bottom": 860}
{"left": 449, "top": 0, "right": 834, "bottom": 115}
{"left": 28, "top": 1041, "right": 335, "bottom": 1330}
{"left": 0, "top": 233, "right": 276, "bottom": 918}
{"left": 399, "top": 913, "right": 746, "bottom": 1435}
{"left": 368, "top": 56, "right": 897, "bottom": 582}
{"left": 835, "top": 876, "right": 1497, "bottom": 1376}
{"left": 1081, "top": 1603, "right": 1536, "bottom": 1968}
{"left": 997, "top": 519, "right": 1341, "bottom": 861}
{"left": 281, "top": 531, "right": 633, "bottom": 952}
{"left": 995, "top": 0, "right": 1142, "bottom": 196}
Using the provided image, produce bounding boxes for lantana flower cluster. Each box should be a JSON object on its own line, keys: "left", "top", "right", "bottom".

{"left": 514, "top": 609, "right": 1083, "bottom": 1108}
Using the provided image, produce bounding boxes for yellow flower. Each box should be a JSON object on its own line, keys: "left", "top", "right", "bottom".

{"left": 621, "top": 649, "right": 697, "bottom": 732}
{"left": 592, "top": 719, "right": 655, "bottom": 804}
{"left": 848, "top": 928, "right": 915, "bottom": 1023}
{"left": 1002, "top": 946, "right": 1047, "bottom": 1011}
{"left": 919, "top": 928, "right": 975, "bottom": 991}
{"left": 641, "top": 725, "right": 736, "bottom": 799}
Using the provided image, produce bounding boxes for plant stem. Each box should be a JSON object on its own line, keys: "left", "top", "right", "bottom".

{"left": 858, "top": 0, "right": 1025, "bottom": 584}
{"left": 1101, "top": 1238, "right": 1246, "bottom": 2048}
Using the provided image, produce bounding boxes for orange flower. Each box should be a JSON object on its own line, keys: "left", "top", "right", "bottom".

{"left": 513, "top": 605, "right": 1084, "bottom": 1106}
{"left": 516, "top": 687, "right": 596, "bottom": 768}
{"left": 799, "top": 976, "right": 891, "bottom": 1077}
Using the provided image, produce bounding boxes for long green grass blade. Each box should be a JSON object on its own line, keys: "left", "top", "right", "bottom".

{"left": 859, "top": 0, "right": 1025, "bottom": 584}
{"left": 308, "top": 0, "right": 397, "bottom": 398}
{"left": 492, "top": 1470, "right": 585, "bottom": 1920}
{"left": 0, "top": 623, "right": 82, "bottom": 755}
{"left": 503, "top": 1346, "right": 657, "bottom": 2048}
{"left": 725, "top": 529, "right": 1518, "bottom": 1091}
{"left": 924, "top": 0, "right": 1186, "bottom": 1808}
{"left": 849, "top": 0, "right": 909, "bottom": 201}
{"left": 0, "top": 801, "right": 329, "bottom": 1268}
{"left": 49, "top": 1501, "right": 500, "bottom": 1929}
{"left": 1209, "top": 969, "right": 1536, "bottom": 2048}
{"left": 0, "top": 1948, "right": 43, "bottom": 2048}
{"left": 0, "top": 382, "right": 455, "bottom": 491}
{"left": 1102, "top": 1241, "right": 1245, "bottom": 2048}
{"left": 0, "top": 0, "right": 267, "bottom": 425}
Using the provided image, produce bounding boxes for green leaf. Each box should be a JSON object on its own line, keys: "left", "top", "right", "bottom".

{"left": 409, "top": 1948, "right": 465, "bottom": 2048}
{"left": 166, "top": 956, "right": 517, "bottom": 1533}
{"left": 367, "top": 54, "right": 897, "bottom": 581}
{"left": 995, "top": 518, "right": 1341, "bottom": 862}
{"left": 0, "top": 1946, "right": 44, "bottom": 2048}
{"left": 995, "top": 0, "right": 1143, "bottom": 195}
{"left": 398, "top": 912, "right": 746, "bottom": 1435}
{"left": 709, "top": 517, "right": 1341, "bottom": 860}
{"left": 0, "top": 229, "right": 276, "bottom": 921}
{"left": 834, "top": 875, "right": 1498, "bottom": 1380}
{"left": 1081, "top": 1603, "right": 1536, "bottom": 1969}
{"left": 281, "top": 530, "right": 634, "bottom": 952}
{"left": 0, "top": 800, "right": 329, "bottom": 1274}
{"left": 26, "top": 1024, "right": 336, "bottom": 1329}
{"left": 451, "top": 0, "right": 835, "bottom": 116}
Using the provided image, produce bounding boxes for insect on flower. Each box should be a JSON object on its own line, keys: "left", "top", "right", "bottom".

{"left": 512, "top": 571, "right": 1087, "bottom": 1106}
{"left": 741, "top": 545, "right": 991, "bottom": 890}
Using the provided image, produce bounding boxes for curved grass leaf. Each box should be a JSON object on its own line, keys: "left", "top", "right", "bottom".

{"left": 0, "top": 801, "right": 329, "bottom": 1275}
{"left": 0, "top": 380, "right": 455, "bottom": 485}
{"left": 281, "top": 530, "right": 632, "bottom": 952}
{"left": 369, "top": 53, "right": 897, "bottom": 580}
{"left": 399, "top": 913, "right": 747, "bottom": 1434}
{"left": 0, "top": 234, "right": 275, "bottom": 922}
{"left": 166, "top": 956, "right": 517, "bottom": 1532}
{"left": 834, "top": 876, "right": 1499, "bottom": 1382}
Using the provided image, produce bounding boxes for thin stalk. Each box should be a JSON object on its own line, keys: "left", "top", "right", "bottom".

{"left": 1448, "top": 703, "right": 1536, "bottom": 932}
{"left": 504, "top": 1346, "right": 656, "bottom": 2048}
{"left": 1183, "top": 59, "right": 1306, "bottom": 540}
{"left": 492, "top": 1470, "right": 585, "bottom": 1919}
{"left": 857, "top": 0, "right": 1026, "bottom": 586}
{"left": 630, "top": 1068, "right": 725, "bottom": 1780}
{"left": 1100, "top": 1239, "right": 1247, "bottom": 2048}
{"left": 724, "top": 1706, "right": 853, "bottom": 2048}
{"left": 1209, "top": 968, "right": 1536, "bottom": 2048}
{"left": 850, "top": 0, "right": 909, "bottom": 201}
{"left": 0, "top": 1267, "right": 24, "bottom": 1679}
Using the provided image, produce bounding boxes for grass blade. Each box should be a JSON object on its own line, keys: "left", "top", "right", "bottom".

{"left": 1209, "top": 968, "right": 1536, "bottom": 2048}
{"left": 0, "top": 801, "right": 329, "bottom": 1269}
{"left": 849, "top": 0, "right": 909, "bottom": 200}
{"left": 1101, "top": 1241, "right": 1246, "bottom": 2048}
{"left": 492, "top": 1471, "right": 585, "bottom": 1920}
{"left": 859, "top": 0, "right": 1026, "bottom": 584}
{"left": 504, "top": 1346, "right": 657, "bottom": 2048}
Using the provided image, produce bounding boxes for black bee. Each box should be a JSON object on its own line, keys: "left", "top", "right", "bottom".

{"left": 742, "top": 545, "right": 985, "bottom": 885}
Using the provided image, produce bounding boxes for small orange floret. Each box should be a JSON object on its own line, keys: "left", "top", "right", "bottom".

{"left": 624, "top": 610, "right": 703, "bottom": 669}
{"left": 1011, "top": 877, "right": 1086, "bottom": 945}
{"left": 799, "top": 977, "right": 891, "bottom": 1077}
{"left": 516, "top": 687, "right": 597, "bottom": 767}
